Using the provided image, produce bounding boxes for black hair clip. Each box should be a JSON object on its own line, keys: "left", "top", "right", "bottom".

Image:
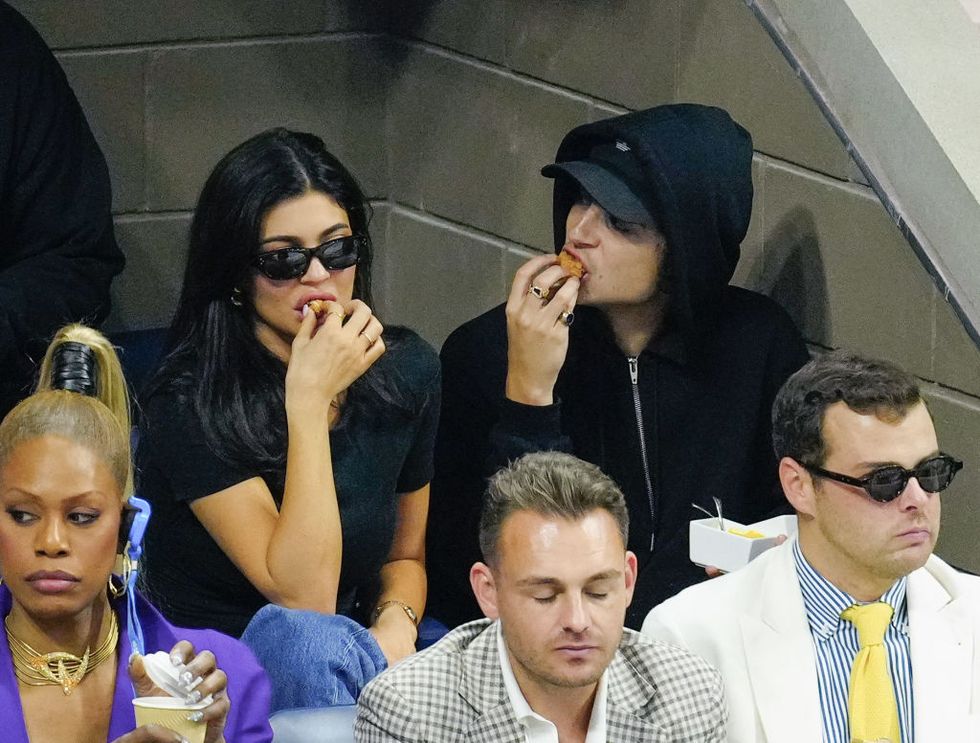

{"left": 50, "top": 341, "right": 98, "bottom": 397}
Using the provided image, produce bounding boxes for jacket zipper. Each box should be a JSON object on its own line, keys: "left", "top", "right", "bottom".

{"left": 627, "top": 356, "right": 656, "bottom": 551}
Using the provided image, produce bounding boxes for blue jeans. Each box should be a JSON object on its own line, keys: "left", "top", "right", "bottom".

{"left": 241, "top": 605, "right": 388, "bottom": 713}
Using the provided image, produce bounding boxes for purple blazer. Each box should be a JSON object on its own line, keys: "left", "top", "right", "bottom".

{"left": 0, "top": 586, "right": 273, "bottom": 742}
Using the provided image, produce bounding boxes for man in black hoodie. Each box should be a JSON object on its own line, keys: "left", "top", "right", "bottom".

{"left": 0, "top": 2, "right": 124, "bottom": 418}
{"left": 428, "top": 104, "right": 809, "bottom": 630}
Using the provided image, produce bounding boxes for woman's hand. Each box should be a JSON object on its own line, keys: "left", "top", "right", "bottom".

{"left": 127, "top": 641, "right": 230, "bottom": 743}
{"left": 368, "top": 606, "right": 418, "bottom": 667}
{"left": 285, "top": 298, "right": 385, "bottom": 412}
{"left": 504, "top": 254, "right": 579, "bottom": 406}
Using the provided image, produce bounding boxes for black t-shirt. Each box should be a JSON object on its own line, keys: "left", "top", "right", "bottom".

{"left": 137, "top": 330, "right": 440, "bottom": 637}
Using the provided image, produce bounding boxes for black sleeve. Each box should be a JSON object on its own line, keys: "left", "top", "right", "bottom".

{"left": 139, "top": 392, "right": 258, "bottom": 505}
{"left": 489, "top": 397, "right": 570, "bottom": 463}
{"left": 0, "top": 5, "right": 125, "bottom": 414}
{"left": 426, "top": 307, "right": 571, "bottom": 627}
{"left": 395, "top": 342, "right": 442, "bottom": 494}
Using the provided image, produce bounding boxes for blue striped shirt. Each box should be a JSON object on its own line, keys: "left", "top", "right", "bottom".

{"left": 794, "top": 541, "right": 914, "bottom": 743}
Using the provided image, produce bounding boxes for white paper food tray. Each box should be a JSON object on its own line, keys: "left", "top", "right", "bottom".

{"left": 689, "top": 513, "right": 798, "bottom": 574}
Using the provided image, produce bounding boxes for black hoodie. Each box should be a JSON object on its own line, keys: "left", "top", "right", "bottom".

{"left": 428, "top": 105, "right": 808, "bottom": 629}
{"left": 0, "top": 2, "right": 124, "bottom": 417}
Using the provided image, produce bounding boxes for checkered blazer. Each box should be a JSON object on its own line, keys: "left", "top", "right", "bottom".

{"left": 355, "top": 618, "right": 727, "bottom": 742}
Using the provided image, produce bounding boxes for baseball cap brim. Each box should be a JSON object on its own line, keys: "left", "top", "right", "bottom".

{"left": 541, "top": 159, "right": 652, "bottom": 225}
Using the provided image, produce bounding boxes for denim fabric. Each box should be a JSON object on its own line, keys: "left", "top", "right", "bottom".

{"left": 417, "top": 616, "right": 449, "bottom": 649}
{"left": 241, "top": 605, "right": 387, "bottom": 713}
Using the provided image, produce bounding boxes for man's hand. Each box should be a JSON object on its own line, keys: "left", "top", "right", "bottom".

{"left": 504, "top": 254, "right": 579, "bottom": 406}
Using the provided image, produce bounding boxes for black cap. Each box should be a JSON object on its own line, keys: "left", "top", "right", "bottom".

{"left": 541, "top": 140, "right": 654, "bottom": 226}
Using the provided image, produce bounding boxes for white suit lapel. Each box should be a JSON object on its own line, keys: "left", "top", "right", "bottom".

{"left": 740, "top": 542, "right": 823, "bottom": 743}
{"left": 908, "top": 557, "right": 980, "bottom": 739}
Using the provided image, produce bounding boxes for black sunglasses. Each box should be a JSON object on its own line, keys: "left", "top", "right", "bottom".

{"left": 803, "top": 453, "right": 963, "bottom": 503}
{"left": 252, "top": 235, "right": 365, "bottom": 280}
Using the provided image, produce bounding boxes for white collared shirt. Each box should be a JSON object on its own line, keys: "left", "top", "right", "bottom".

{"left": 496, "top": 620, "right": 608, "bottom": 743}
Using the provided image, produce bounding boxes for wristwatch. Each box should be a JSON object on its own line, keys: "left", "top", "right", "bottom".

{"left": 372, "top": 600, "right": 419, "bottom": 626}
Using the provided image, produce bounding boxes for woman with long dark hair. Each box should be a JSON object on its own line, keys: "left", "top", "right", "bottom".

{"left": 137, "top": 130, "right": 439, "bottom": 703}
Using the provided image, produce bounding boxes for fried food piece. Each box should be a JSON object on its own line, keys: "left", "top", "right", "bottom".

{"left": 558, "top": 250, "right": 585, "bottom": 278}
{"left": 306, "top": 299, "right": 327, "bottom": 317}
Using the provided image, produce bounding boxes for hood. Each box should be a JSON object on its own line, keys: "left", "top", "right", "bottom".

{"left": 548, "top": 104, "right": 754, "bottom": 342}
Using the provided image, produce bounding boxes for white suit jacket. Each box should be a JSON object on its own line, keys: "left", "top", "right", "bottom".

{"left": 642, "top": 540, "right": 980, "bottom": 742}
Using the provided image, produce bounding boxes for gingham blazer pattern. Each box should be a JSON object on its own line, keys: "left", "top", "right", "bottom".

{"left": 355, "top": 619, "right": 727, "bottom": 742}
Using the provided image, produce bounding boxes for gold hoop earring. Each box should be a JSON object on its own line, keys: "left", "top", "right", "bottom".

{"left": 108, "top": 554, "right": 132, "bottom": 599}
{"left": 107, "top": 575, "right": 125, "bottom": 599}
{"left": 230, "top": 287, "right": 244, "bottom": 307}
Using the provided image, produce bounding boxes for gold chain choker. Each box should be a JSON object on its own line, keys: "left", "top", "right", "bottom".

{"left": 5, "top": 609, "right": 119, "bottom": 695}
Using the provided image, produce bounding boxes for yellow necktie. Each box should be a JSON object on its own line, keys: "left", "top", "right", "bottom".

{"left": 841, "top": 602, "right": 901, "bottom": 743}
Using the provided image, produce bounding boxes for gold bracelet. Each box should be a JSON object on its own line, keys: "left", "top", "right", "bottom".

{"left": 372, "top": 600, "right": 419, "bottom": 627}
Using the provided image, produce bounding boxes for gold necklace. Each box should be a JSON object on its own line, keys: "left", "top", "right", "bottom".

{"left": 5, "top": 609, "right": 118, "bottom": 695}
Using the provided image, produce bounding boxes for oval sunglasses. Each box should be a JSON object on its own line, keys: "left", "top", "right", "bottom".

{"left": 802, "top": 453, "right": 963, "bottom": 502}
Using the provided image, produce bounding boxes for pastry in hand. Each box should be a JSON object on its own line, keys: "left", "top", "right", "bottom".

{"left": 558, "top": 250, "right": 585, "bottom": 278}
{"left": 306, "top": 299, "right": 327, "bottom": 317}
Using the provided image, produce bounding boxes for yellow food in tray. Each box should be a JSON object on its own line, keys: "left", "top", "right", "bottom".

{"left": 726, "top": 527, "right": 766, "bottom": 539}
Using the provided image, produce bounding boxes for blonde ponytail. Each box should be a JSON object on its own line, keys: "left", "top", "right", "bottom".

{"left": 0, "top": 324, "right": 133, "bottom": 498}
{"left": 37, "top": 324, "right": 132, "bottom": 435}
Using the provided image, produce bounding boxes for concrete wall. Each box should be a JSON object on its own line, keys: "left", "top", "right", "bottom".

{"left": 11, "top": 0, "right": 979, "bottom": 570}
{"left": 751, "top": 0, "right": 980, "bottom": 358}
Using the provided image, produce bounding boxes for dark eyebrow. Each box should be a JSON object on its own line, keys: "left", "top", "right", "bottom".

{"left": 62, "top": 492, "right": 112, "bottom": 506}
{"left": 260, "top": 222, "right": 349, "bottom": 245}
{"left": 856, "top": 449, "right": 942, "bottom": 471}
{"left": 1, "top": 490, "right": 110, "bottom": 505}
{"left": 0, "top": 489, "right": 42, "bottom": 502}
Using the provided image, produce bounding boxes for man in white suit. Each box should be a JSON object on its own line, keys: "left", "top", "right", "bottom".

{"left": 356, "top": 451, "right": 727, "bottom": 742}
{"left": 643, "top": 351, "right": 980, "bottom": 742}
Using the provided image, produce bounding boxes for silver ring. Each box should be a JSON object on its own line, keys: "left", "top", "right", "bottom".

{"left": 528, "top": 285, "right": 549, "bottom": 300}
{"left": 559, "top": 311, "right": 574, "bottom": 327}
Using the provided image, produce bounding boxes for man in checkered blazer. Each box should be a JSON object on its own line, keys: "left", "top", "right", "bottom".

{"left": 356, "top": 452, "right": 726, "bottom": 742}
